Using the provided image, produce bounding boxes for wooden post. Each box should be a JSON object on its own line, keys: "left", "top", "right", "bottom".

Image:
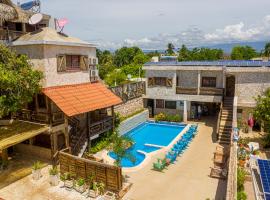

{"left": 112, "top": 106, "right": 115, "bottom": 132}
{"left": 64, "top": 115, "right": 70, "bottom": 153}
{"left": 1, "top": 148, "right": 8, "bottom": 163}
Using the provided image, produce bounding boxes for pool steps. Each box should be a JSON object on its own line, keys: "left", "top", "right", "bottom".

{"left": 144, "top": 143, "right": 165, "bottom": 148}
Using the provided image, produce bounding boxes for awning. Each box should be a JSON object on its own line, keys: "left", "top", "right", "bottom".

{"left": 43, "top": 82, "right": 122, "bottom": 117}
{"left": 0, "top": 121, "right": 49, "bottom": 150}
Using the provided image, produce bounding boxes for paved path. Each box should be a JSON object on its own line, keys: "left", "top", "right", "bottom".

{"left": 123, "top": 118, "right": 227, "bottom": 200}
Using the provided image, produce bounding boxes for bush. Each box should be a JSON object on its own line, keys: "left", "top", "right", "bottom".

{"left": 237, "top": 191, "right": 247, "bottom": 200}
{"left": 32, "top": 161, "right": 42, "bottom": 170}
{"left": 89, "top": 138, "right": 110, "bottom": 154}
{"left": 154, "top": 113, "right": 183, "bottom": 122}
{"left": 154, "top": 113, "right": 166, "bottom": 121}
{"left": 263, "top": 133, "right": 270, "bottom": 148}
{"left": 237, "top": 167, "right": 246, "bottom": 191}
{"left": 76, "top": 178, "right": 85, "bottom": 186}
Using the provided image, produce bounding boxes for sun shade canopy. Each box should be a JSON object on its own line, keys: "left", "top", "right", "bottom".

{"left": 43, "top": 82, "right": 122, "bottom": 117}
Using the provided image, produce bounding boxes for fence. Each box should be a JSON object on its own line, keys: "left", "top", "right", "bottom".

{"left": 59, "top": 150, "right": 123, "bottom": 192}
{"left": 110, "top": 81, "right": 145, "bottom": 102}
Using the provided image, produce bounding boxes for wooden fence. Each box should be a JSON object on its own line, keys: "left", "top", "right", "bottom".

{"left": 59, "top": 150, "right": 123, "bottom": 192}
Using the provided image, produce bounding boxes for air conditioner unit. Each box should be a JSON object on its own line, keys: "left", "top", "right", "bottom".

{"left": 92, "top": 58, "right": 98, "bottom": 65}
{"left": 90, "top": 69, "right": 99, "bottom": 77}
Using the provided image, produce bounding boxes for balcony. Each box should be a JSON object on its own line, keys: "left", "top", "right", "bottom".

{"left": 0, "top": 29, "right": 25, "bottom": 41}
{"left": 89, "top": 117, "right": 113, "bottom": 136}
{"left": 18, "top": 109, "right": 64, "bottom": 125}
{"left": 176, "top": 87, "right": 198, "bottom": 95}
{"left": 176, "top": 86, "right": 223, "bottom": 96}
{"left": 199, "top": 87, "right": 223, "bottom": 96}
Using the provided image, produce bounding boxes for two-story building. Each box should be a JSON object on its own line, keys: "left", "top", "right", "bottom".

{"left": 143, "top": 60, "right": 270, "bottom": 144}
{"left": 0, "top": 27, "right": 122, "bottom": 164}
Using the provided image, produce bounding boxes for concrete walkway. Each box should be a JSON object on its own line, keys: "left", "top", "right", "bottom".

{"left": 123, "top": 117, "right": 227, "bottom": 200}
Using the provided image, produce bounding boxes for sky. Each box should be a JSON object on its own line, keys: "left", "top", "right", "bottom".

{"left": 17, "top": 0, "right": 270, "bottom": 49}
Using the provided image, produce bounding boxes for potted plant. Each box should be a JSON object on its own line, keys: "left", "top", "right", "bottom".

{"left": 60, "top": 172, "right": 73, "bottom": 190}
{"left": 49, "top": 166, "right": 59, "bottom": 186}
{"left": 75, "top": 178, "right": 86, "bottom": 193}
{"left": 98, "top": 182, "right": 105, "bottom": 196}
{"left": 32, "top": 161, "right": 42, "bottom": 180}
{"left": 89, "top": 181, "right": 99, "bottom": 198}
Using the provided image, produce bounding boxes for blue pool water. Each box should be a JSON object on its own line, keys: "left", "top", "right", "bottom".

{"left": 109, "top": 121, "right": 185, "bottom": 167}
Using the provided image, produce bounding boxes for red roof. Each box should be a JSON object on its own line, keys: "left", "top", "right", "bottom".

{"left": 43, "top": 82, "right": 122, "bottom": 117}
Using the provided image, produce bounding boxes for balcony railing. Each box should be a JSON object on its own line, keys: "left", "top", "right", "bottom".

{"left": 89, "top": 117, "right": 113, "bottom": 136}
{"left": 176, "top": 87, "right": 198, "bottom": 95}
{"left": 176, "top": 86, "right": 223, "bottom": 96}
{"left": 0, "top": 29, "right": 25, "bottom": 41}
{"left": 18, "top": 109, "right": 64, "bottom": 125}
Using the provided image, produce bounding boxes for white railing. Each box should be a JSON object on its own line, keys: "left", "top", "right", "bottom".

{"left": 226, "top": 96, "right": 238, "bottom": 200}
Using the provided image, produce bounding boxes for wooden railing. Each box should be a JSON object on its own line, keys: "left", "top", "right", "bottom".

{"left": 199, "top": 87, "right": 223, "bottom": 96}
{"left": 0, "top": 29, "right": 24, "bottom": 41}
{"left": 176, "top": 87, "right": 198, "bottom": 95}
{"left": 176, "top": 86, "right": 223, "bottom": 96}
{"left": 18, "top": 109, "right": 64, "bottom": 125}
{"left": 89, "top": 117, "right": 113, "bottom": 136}
{"left": 71, "top": 128, "right": 87, "bottom": 156}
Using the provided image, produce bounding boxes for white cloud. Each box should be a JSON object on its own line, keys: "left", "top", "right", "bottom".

{"left": 96, "top": 15, "right": 270, "bottom": 50}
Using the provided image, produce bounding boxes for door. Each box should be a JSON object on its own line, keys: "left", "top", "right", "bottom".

{"left": 226, "top": 76, "right": 235, "bottom": 97}
{"left": 147, "top": 99, "right": 154, "bottom": 117}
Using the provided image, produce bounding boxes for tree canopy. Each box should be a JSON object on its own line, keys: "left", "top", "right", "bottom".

{"left": 264, "top": 42, "right": 270, "bottom": 58}
{"left": 165, "top": 43, "right": 175, "bottom": 56}
{"left": 178, "top": 45, "right": 223, "bottom": 61}
{"left": 0, "top": 45, "right": 43, "bottom": 118}
{"left": 231, "top": 45, "right": 257, "bottom": 60}
{"left": 254, "top": 88, "right": 270, "bottom": 133}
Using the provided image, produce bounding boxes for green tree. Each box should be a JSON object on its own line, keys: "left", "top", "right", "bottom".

{"left": 264, "top": 42, "right": 270, "bottom": 58}
{"left": 97, "top": 49, "right": 115, "bottom": 79}
{"left": 105, "top": 69, "right": 127, "bottom": 86}
{"left": 114, "top": 47, "right": 143, "bottom": 67}
{"left": 0, "top": 45, "right": 43, "bottom": 118}
{"left": 178, "top": 45, "right": 191, "bottom": 61}
{"left": 253, "top": 88, "right": 270, "bottom": 133}
{"left": 231, "top": 46, "right": 257, "bottom": 60}
{"left": 166, "top": 43, "right": 175, "bottom": 55}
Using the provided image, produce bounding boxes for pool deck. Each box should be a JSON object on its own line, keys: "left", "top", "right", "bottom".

{"left": 123, "top": 117, "right": 227, "bottom": 200}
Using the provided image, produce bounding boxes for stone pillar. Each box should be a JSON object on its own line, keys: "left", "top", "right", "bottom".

{"left": 197, "top": 70, "right": 201, "bottom": 95}
{"left": 183, "top": 100, "right": 188, "bottom": 123}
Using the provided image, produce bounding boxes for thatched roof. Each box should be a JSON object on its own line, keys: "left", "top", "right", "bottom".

{"left": 0, "top": 0, "right": 31, "bottom": 23}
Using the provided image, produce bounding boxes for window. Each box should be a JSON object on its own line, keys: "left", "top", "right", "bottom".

{"left": 156, "top": 99, "right": 164, "bottom": 108}
{"left": 66, "top": 55, "right": 80, "bottom": 69}
{"left": 37, "top": 94, "right": 46, "bottom": 109}
{"left": 155, "top": 77, "right": 167, "bottom": 86}
{"left": 202, "top": 77, "right": 216, "bottom": 87}
{"left": 165, "top": 101, "right": 176, "bottom": 109}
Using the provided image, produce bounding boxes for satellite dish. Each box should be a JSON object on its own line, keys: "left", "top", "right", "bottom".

{"left": 29, "top": 13, "right": 43, "bottom": 25}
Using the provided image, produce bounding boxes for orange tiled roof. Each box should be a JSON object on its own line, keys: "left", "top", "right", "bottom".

{"left": 43, "top": 82, "right": 122, "bottom": 117}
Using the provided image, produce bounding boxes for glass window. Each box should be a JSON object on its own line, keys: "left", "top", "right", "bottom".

{"left": 66, "top": 55, "right": 80, "bottom": 69}
{"left": 165, "top": 101, "right": 176, "bottom": 109}
{"left": 202, "top": 77, "right": 216, "bottom": 87}
{"left": 156, "top": 99, "right": 164, "bottom": 108}
{"left": 154, "top": 77, "right": 167, "bottom": 86}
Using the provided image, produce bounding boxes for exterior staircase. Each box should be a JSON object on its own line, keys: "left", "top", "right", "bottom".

{"left": 218, "top": 97, "right": 233, "bottom": 145}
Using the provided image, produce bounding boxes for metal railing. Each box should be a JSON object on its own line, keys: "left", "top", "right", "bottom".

{"left": 176, "top": 86, "right": 223, "bottom": 96}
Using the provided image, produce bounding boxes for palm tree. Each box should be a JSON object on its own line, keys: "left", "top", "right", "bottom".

{"left": 166, "top": 43, "right": 175, "bottom": 56}
{"left": 109, "top": 131, "right": 136, "bottom": 167}
{"left": 264, "top": 42, "right": 270, "bottom": 59}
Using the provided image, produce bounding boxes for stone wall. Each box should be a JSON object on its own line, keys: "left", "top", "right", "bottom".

{"left": 177, "top": 70, "right": 198, "bottom": 87}
{"left": 114, "top": 97, "right": 144, "bottom": 118}
{"left": 235, "top": 72, "right": 270, "bottom": 107}
{"left": 118, "top": 110, "right": 149, "bottom": 136}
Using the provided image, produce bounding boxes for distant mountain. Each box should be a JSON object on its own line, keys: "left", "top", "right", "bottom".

{"left": 204, "top": 41, "right": 268, "bottom": 53}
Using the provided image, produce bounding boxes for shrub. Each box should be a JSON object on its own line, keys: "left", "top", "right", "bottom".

{"left": 89, "top": 139, "right": 110, "bottom": 154}
{"left": 263, "top": 133, "right": 270, "bottom": 148}
{"left": 49, "top": 166, "right": 59, "bottom": 176}
{"left": 237, "top": 167, "right": 246, "bottom": 191}
{"left": 237, "top": 191, "right": 247, "bottom": 200}
{"left": 154, "top": 113, "right": 166, "bottom": 121}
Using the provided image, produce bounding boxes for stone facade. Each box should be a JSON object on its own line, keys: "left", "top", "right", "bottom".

{"left": 114, "top": 97, "right": 144, "bottom": 118}
{"left": 118, "top": 110, "right": 149, "bottom": 136}
{"left": 12, "top": 44, "right": 96, "bottom": 88}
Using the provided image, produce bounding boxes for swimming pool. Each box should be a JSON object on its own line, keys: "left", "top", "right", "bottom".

{"left": 109, "top": 121, "right": 186, "bottom": 167}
